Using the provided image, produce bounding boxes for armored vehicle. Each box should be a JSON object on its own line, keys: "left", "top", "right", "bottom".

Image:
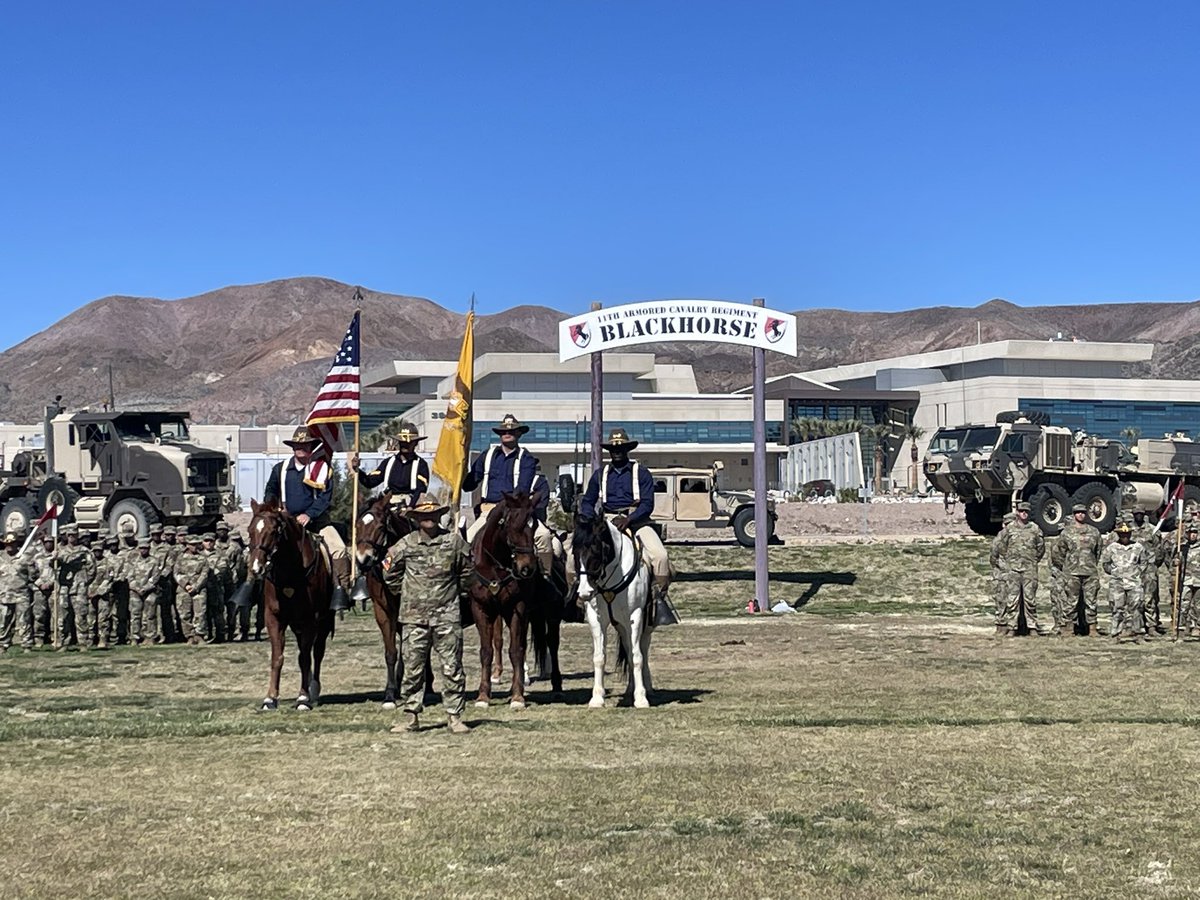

{"left": 649, "top": 462, "right": 776, "bottom": 547}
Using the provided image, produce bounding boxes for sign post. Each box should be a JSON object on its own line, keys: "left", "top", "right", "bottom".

{"left": 589, "top": 301, "right": 603, "bottom": 478}
{"left": 752, "top": 299, "right": 769, "bottom": 612}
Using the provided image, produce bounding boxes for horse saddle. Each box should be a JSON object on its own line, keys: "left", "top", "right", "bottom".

{"left": 305, "top": 532, "right": 334, "bottom": 577}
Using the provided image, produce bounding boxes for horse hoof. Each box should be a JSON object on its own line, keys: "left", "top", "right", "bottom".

{"left": 295, "top": 695, "right": 312, "bottom": 711}
{"left": 382, "top": 701, "right": 397, "bottom": 711}
{"left": 474, "top": 700, "right": 490, "bottom": 709}
{"left": 634, "top": 697, "right": 650, "bottom": 709}
{"left": 509, "top": 700, "right": 526, "bottom": 710}
{"left": 490, "top": 676, "right": 502, "bottom": 685}
{"left": 260, "top": 699, "right": 278, "bottom": 711}
{"left": 588, "top": 697, "right": 605, "bottom": 709}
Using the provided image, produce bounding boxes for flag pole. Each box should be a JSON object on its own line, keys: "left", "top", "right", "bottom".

{"left": 350, "top": 294, "right": 363, "bottom": 584}
{"left": 51, "top": 518, "right": 60, "bottom": 649}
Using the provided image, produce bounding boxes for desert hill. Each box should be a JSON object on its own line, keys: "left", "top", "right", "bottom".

{"left": 0, "top": 277, "right": 1195, "bottom": 424}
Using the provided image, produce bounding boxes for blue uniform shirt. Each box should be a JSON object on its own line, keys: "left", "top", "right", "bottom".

{"left": 581, "top": 461, "right": 655, "bottom": 524}
{"left": 264, "top": 460, "right": 333, "bottom": 522}
{"left": 462, "top": 446, "right": 538, "bottom": 503}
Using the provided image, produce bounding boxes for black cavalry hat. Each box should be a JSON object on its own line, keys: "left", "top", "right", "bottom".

{"left": 601, "top": 427, "right": 639, "bottom": 451}
{"left": 492, "top": 414, "right": 530, "bottom": 436}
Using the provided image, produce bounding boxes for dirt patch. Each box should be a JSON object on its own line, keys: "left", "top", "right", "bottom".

{"left": 776, "top": 497, "right": 973, "bottom": 539}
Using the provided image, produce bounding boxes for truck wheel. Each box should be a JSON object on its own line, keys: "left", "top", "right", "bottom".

{"left": 36, "top": 478, "right": 79, "bottom": 523}
{"left": 964, "top": 500, "right": 1002, "bottom": 536}
{"left": 1029, "top": 484, "right": 1070, "bottom": 535}
{"left": 1071, "top": 483, "right": 1118, "bottom": 532}
{"left": 1, "top": 497, "right": 38, "bottom": 536}
{"left": 732, "top": 507, "right": 757, "bottom": 547}
{"left": 107, "top": 498, "right": 160, "bottom": 538}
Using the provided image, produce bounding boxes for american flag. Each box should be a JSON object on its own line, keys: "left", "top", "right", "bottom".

{"left": 301, "top": 311, "right": 360, "bottom": 488}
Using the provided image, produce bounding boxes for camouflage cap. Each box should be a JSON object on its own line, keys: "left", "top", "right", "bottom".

{"left": 149, "top": 523, "right": 164, "bottom": 535}
{"left": 1071, "top": 503, "right": 1087, "bottom": 514}
{"left": 137, "top": 537, "right": 151, "bottom": 548}
{"left": 173, "top": 526, "right": 190, "bottom": 536}
{"left": 104, "top": 535, "right": 119, "bottom": 546}
{"left": 185, "top": 535, "right": 202, "bottom": 545}
{"left": 1188, "top": 523, "right": 1199, "bottom": 534}
{"left": 1015, "top": 501, "right": 1031, "bottom": 512}
{"left": 201, "top": 532, "right": 216, "bottom": 541}
{"left": 1132, "top": 509, "right": 1146, "bottom": 518}
{"left": 215, "top": 521, "right": 230, "bottom": 533}
{"left": 61, "top": 523, "right": 78, "bottom": 535}
{"left": 230, "top": 532, "right": 245, "bottom": 544}
{"left": 1002, "top": 513, "right": 1015, "bottom": 524}
{"left": 91, "top": 543, "right": 105, "bottom": 553}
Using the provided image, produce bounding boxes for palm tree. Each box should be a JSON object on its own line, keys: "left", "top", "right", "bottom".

{"left": 1120, "top": 426, "right": 1141, "bottom": 446}
{"left": 905, "top": 423, "right": 926, "bottom": 492}
{"left": 790, "top": 416, "right": 822, "bottom": 443}
{"left": 361, "top": 416, "right": 409, "bottom": 451}
{"left": 862, "top": 423, "right": 893, "bottom": 494}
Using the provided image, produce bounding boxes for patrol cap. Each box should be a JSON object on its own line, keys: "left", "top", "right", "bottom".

{"left": 61, "top": 523, "right": 78, "bottom": 534}
{"left": 137, "top": 537, "right": 151, "bottom": 548}
{"left": 173, "top": 526, "right": 189, "bottom": 536}
{"left": 104, "top": 535, "right": 119, "bottom": 546}
{"left": 1002, "top": 513, "right": 1015, "bottom": 524}
{"left": 215, "top": 522, "right": 230, "bottom": 533}
{"left": 230, "top": 532, "right": 245, "bottom": 545}
{"left": 1015, "top": 501, "right": 1031, "bottom": 512}
{"left": 91, "top": 543, "right": 105, "bottom": 553}
{"left": 185, "top": 535, "right": 202, "bottom": 545}
{"left": 1071, "top": 503, "right": 1087, "bottom": 514}
{"left": 1188, "top": 523, "right": 1199, "bottom": 535}
{"left": 149, "top": 523, "right": 164, "bottom": 535}
{"left": 201, "top": 532, "right": 216, "bottom": 542}
{"left": 1132, "top": 509, "right": 1146, "bottom": 518}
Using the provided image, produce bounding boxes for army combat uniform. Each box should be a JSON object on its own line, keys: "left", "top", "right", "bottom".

{"left": 1056, "top": 514, "right": 1103, "bottom": 635}
{"left": 174, "top": 537, "right": 212, "bottom": 644}
{"left": 201, "top": 533, "right": 228, "bottom": 641}
{"left": 1165, "top": 527, "right": 1200, "bottom": 637}
{"left": 989, "top": 514, "right": 1015, "bottom": 630}
{"left": 87, "top": 543, "right": 119, "bottom": 649}
{"left": 382, "top": 500, "right": 470, "bottom": 728}
{"left": 1100, "top": 526, "right": 1146, "bottom": 640}
{"left": 1131, "top": 515, "right": 1165, "bottom": 635}
{"left": 992, "top": 505, "right": 1045, "bottom": 635}
{"left": 56, "top": 527, "right": 97, "bottom": 648}
{"left": 30, "top": 538, "right": 56, "bottom": 646}
{"left": 0, "top": 534, "right": 36, "bottom": 650}
{"left": 126, "top": 539, "right": 165, "bottom": 644}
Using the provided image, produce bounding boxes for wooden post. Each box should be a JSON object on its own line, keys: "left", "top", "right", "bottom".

{"left": 753, "top": 299, "right": 770, "bottom": 613}
{"left": 590, "top": 302, "right": 603, "bottom": 479}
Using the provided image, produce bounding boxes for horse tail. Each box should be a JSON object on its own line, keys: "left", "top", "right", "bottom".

{"left": 530, "top": 605, "right": 549, "bottom": 676}
{"left": 615, "top": 636, "right": 630, "bottom": 680}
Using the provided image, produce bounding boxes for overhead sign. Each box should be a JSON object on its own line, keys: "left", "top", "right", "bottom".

{"left": 558, "top": 300, "right": 798, "bottom": 361}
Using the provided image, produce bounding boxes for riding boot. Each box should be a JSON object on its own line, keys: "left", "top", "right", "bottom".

{"left": 329, "top": 557, "right": 352, "bottom": 612}
{"left": 538, "top": 550, "right": 554, "bottom": 581}
{"left": 652, "top": 575, "right": 679, "bottom": 626}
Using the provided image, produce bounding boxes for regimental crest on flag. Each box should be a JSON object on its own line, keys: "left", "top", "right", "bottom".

{"left": 302, "top": 311, "right": 362, "bottom": 489}
{"left": 569, "top": 322, "right": 591, "bottom": 350}
{"left": 764, "top": 316, "right": 787, "bottom": 344}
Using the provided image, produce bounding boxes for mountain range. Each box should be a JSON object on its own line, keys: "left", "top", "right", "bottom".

{"left": 0, "top": 276, "right": 1194, "bottom": 425}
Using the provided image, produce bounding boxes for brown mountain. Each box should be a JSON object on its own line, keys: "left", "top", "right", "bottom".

{"left": 0, "top": 277, "right": 1194, "bottom": 424}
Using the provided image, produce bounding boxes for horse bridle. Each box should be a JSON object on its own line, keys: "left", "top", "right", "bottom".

{"left": 250, "top": 512, "right": 286, "bottom": 578}
{"left": 357, "top": 505, "right": 404, "bottom": 576}
{"left": 579, "top": 518, "right": 639, "bottom": 600}
{"left": 474, "top": 503, "right": 537, "bottom": 594}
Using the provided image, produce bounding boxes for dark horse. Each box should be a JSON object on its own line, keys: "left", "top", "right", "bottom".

{"left": 247, "top": 499, "right": 336, "bottom": 711}
{"left": 468, "top": 492, "right": 561, "bottom": 708}
{"left": 354, "top": 492, "right": 433, "bottom": 708}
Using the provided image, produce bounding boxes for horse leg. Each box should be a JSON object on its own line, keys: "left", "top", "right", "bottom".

{"left": 472, "top": 601, "right": 494, "bottom": 707}
{"left": 310, "top": 620, "right": 329, "bottom": 706}
{"left": 262, "top": 609, "right": 284, "bottom": 711}
{"left": 548, "top": 607, "right": 563, "bottom": 695}
{"left": 295, "top": 626, "right": 315, "bottom": 711}
{"left": 490, "top": 615, "right": 504, "bottom": 684}
{"left": 586, "top": 599, "right": 607, "bottom": 708}
{"left": 506, "top": 603, "right": 528, "bottom": 709}
{"left": 375, "top": 594, "right": 398, "bottom": 709}
{"left": 629, "top": 604, "right": 650, "bottom": 709}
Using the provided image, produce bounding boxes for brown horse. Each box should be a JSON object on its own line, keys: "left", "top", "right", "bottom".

{"left": 353, "top": 492, "right": 422, "bottom": 709}
{"left": 469, "top": 492, "right": 541, "bottom": 709}
{"left": 247, "top": 499, "right": 336, "bottom": 711}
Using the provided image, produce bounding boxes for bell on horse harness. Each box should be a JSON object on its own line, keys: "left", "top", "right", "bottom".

{"left": 329, "top": 583, "right": 352, "bottom": 612}
{"left": 230, "top": 580, "right": 255, "bottom": 610}
{"left": 350, "top": 573, "right": 372, "bottom": 610}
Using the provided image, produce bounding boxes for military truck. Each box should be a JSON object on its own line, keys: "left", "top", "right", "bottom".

{"left": 649, "top": 462, "right": 776, "bottom": 547}
{"left": 923, "top": 410, "right": 1200, "bottom": 536}
{"left": 0, "top": 401, "right": 233, "bottom": 538}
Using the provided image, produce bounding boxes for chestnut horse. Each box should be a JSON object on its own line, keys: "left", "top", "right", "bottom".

{"left": 468, "top": 492, "right": 544, "bottom": 709}
{"left": 247, "top": 499, "right": 336, "bottom": 711}
{"left": 354, "top": 492, "right": 425, "bottom": 709}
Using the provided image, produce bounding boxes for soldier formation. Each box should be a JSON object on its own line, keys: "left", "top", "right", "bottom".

{"left": 0, "top": 519, "right": 252, "bottom": 653}
{"left": 991, "top": 501, "right": 1200, "bottom": 642}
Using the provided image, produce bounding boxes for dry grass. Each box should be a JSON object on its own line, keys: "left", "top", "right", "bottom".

{"left": 2, "top": 541, "right": 1198, "bottom": 898}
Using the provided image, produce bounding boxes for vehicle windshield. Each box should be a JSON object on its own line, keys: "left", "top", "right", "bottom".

{"left": 112, "top": 414, "right": 191, "bottom": 441}
{"left": 927, "top": 426, "right": 1000, "bottom": 454}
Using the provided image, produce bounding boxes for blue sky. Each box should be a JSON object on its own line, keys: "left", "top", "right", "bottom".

{"left": 2, "top": 2, "right": 1198, "bottom": 345}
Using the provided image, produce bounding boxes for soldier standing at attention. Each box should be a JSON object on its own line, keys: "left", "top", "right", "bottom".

{"left": 1101, "top": 521, "right": 1147, "bottom": 641}
{"left": 126, "top": 538, "right": 164, "bottom": 645}
{"left": 228, "top": 532, "right": 255, "bottom": 640}
{"left": 990, "top": 512, "right": 1015, "bottom": 633}
{"left": 462, "top": 414, "right": 553, "bottom": 579}
{"left": 56, "top": 524, "right": 96, "bottom": 650}
{"left": 1057, "top": 503, "right": 1104, "bottom": 636}
{"left": 1168, "top": 523, "right": 1200, "bottom": 638}
{"left": 1130, "top": 510, "right": 1165, "bottom": 636}
{"left": 349, "top": 422, "right": 430, "bottom": 509}
{"left": 992, "top": 501, "right": 1046, "bottom": 636}
{"left": 88, "top": 541, "right": 118, "bottom": 649}
{"left": 31, "top": 534, "right": 56, "bottom": 647}
{"left": 215, "top": 523, "right": 240, "bottom": 641}
{"left": 0, "top": 531, "right": 35, "bottom": 652}
{"left": 106, "top": 533, "right": 130, "bottom": 644}
{"left": 383, "top": 494, "right": 470, "bottom": 736}
{"left": 201, "top": 532, "right": 228, "bottom": 641}
{"left": 579, "top": 428, "right": 676, "bottom": 624}
{"left": 174, "top": 535, "right": 211, "bottom": 645}
{"left": 263, "top": 427, "right": 352, "bottom": 609}
{"left": 160, "top": 526, "right": 184, "bottom": 641}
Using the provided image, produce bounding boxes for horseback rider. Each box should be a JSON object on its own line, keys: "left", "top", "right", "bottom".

{"left": 263, "top": 426, "right": 352, "bottom": 608}
{"left": 348, "top": 420, "right": 430, "bottom": 509}
{"left": 462, "top": 414, "right": 554, "bottom": 579}
{"left": 578, "top": 427, "right": 674, "bottom": 622}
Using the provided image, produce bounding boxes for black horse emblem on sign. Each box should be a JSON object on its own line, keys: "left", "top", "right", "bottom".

{"left": 765, "top": 316, "right": 786, "bottom": 343}
{"left": 570, "top": 322, "right": 591, "bottom": 349}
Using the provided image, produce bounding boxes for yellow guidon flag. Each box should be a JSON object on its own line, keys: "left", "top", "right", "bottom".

{"left": 431, "top": 310, "right": 474, "bottom": 506}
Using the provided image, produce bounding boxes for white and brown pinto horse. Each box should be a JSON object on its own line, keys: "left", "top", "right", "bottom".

{"left": 572, "top": 509, "right": 655, "bottom": 709}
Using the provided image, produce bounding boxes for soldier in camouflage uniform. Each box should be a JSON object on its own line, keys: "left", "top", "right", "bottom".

{"left": 88, "top": 541, "right": 118, "bottom": 649}
{"left": 174, "top": 535, "right": 211, "bottom": 644}
{"left": 215, "top": 523, "right": 240, "bottom": 642}
{"left": 382, "top": 493, "right": 471, "bottom": 735}
{"left": 228, "top": 531, "right": 255, "bottom": 641}
{"left": 201, "top": 532, "right": 228, "bottom": 641}
{"left": 56, "top": 524, "right": 96, "bottom": 649}
{"left": 1130, "top": 510, "right": 1166, "bottom": 635}
{"left": 29, "top": 534, "right": 56, "bottom": 648}
{"left": 1101, "top": 520, "right": 1147, "bottom": 641}
{"left": 0, "top": 531, "right": 35, "bottom": 651}
{"left": 992, "top": 501, "right": 1046, "bottom": 636}
{"left": 989, "top": 512, "right": 1015, "bottom": 629}
{"left": 161, "top": 526, "right": 184, "bottom": 641}
{"left": 1057, "top": 502, "right": 1104, "bottom": 636}
{"left": 127, "top": 538, "right": 164, "bottom": 644}
{"left": 1166, "top": 523, "right": 1200, "bottom": 638}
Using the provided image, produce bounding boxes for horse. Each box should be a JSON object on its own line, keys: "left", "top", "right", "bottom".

{"left": 572, "top": 509, "right": 655, "bottom": 709}
{"left": 353, "top": 492, "right": 416, "bottom": 709}
{"left": 246, "top": 499, "right": 336, "bottom": 711}
{"left": 486, "top": 552, "right": 568, "bottom": 694}
{"left": 467, "top": 491, "right": 550, "bottom": 709}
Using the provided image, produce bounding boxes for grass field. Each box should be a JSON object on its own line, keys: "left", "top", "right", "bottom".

{"left": 3, "top": 539, "right": 1199, "bottom": 898}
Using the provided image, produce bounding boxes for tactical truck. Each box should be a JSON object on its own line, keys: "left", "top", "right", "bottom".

{"left": 649, "top": 462, "right": 777, "bottom": 547}
{"left": 923, "top": 410, "right": 1200, "bottom": 536}
{"left": 0, "top": 401, "right": 233, "bottom": 537}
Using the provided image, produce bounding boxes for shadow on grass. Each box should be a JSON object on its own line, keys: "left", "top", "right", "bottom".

{"left": 744, "top": 713, "right": 1200, "bottom": 729}
{"left": 676, "top": 569, "right": 857, "bottom": 608}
